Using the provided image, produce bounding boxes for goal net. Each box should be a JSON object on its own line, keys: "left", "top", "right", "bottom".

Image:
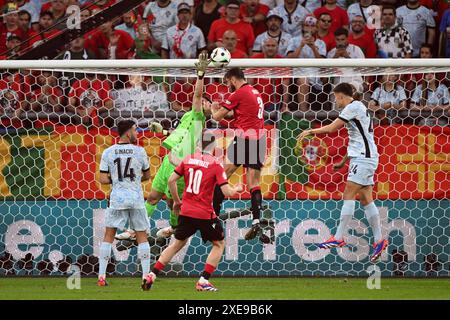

{"left": 0, "top": 59, "right": 448, "bottom": 277}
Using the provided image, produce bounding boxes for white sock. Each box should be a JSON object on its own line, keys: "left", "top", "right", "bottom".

{"left": 99, "top": 242, "right": 112, "bottom": 278}
{"left": 253, "top": 219, "right": 260, "bottom": 225}
{"left": 335, "top": 200, "right": 355, "bottom": 241}
{"left": 138, "top": 242, "right": 151, "bottom": 277}
{"left": 199, "top": 276, "right": 208, "bottom": 284}
{"left": 364, "top": 202, "right": 382, "bottom": 243}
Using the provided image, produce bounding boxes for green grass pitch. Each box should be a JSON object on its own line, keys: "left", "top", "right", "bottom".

{"left": 0, "top": 277, "right": 449, "bottom": 300}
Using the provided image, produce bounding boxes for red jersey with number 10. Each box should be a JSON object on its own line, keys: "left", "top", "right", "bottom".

{"left": 221, "top": 83, "right": 264, "bottom": 139}
{"left": 174, "top": 152, "right": 228, "bottom": 220}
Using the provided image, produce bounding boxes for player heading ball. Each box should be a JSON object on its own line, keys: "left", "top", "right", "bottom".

{"left": 210, "top": 67, "right": 269, "bottom": 243}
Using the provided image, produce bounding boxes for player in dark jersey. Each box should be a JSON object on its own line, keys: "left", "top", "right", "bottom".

{"left": 210, "top": 67, "right": 268, "bottom": 243}
{"left": 142, "top": 132, "right": 242, "bottom": 292}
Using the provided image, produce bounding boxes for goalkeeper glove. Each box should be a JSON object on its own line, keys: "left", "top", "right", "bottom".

{"left": 194, "top": 50, "right": 210, "bottom": 80}
{"left": 149, "top": 121, "right": 168, "bottom": 136}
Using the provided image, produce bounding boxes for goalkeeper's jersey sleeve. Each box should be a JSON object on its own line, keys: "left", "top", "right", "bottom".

{"left": 162, "top": 109, "right": 206, "bottom": 159}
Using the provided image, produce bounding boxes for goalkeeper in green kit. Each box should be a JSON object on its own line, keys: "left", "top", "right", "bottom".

{"left": 115, "top": 51, "right": 212, "bottom": 241}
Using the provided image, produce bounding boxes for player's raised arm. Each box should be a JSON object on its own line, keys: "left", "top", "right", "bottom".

{"left": 298, "top": 117, "right": 347, "bottom": 141}
{"left": 192, "top": 51, "right": 210, "bottom": 112}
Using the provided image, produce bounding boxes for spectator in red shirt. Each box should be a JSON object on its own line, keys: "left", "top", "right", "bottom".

{"left": 223, "top": 29, "right": 248, "bottom": 58}
{"left": 240, "top": 0, "right": 269, "bottom": 37}
{"left": 208, "top": 0, "right": 255, "bottom": 56}
{"left": 18, "top": 10, "right": 31, "bottom": 34}
{"left": 314, "top": 0, "right": 349, "bottom": 34}
{"left": 348, "top": 15, "right": 376, "bottom": 58}
{"left": 28, "top": 11, "right": 61, "bottom": 49}
{"left": 0, "top": 34, "right": 22, "bottom": 59}
{"left": 0, "top": 3, "right": 27, "bottom": 54}
{"left": 67, "top": 74, "right": 113, "bottom": 126}
{"left": 41, "top": 0, "right": 67, "bottom": 30}
{"left": 316, "top": 12, "right": 336, "bottom": 53}
{"left": 80, "top": 7, "right": 98, "bottom": 44}
{"left": 85, "top": 21, "right": 135, "bottom": 59}
{"left": 80, "top": 6, "right": 92, "bottom": 21}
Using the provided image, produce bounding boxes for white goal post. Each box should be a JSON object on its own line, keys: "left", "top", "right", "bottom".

{"left": 1, "top": 58, "right": 450, "bottom": 68}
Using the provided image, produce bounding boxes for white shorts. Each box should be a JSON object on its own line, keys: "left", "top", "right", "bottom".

{"left": 347, "top": 157, "right": 378, "bottom": 186}
{"left": 105, "top": 208, "right": 149, "bottom": 232}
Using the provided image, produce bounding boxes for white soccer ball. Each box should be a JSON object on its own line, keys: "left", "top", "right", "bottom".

{"left": 210, "top": 47, "right": 231, "bottom": 68}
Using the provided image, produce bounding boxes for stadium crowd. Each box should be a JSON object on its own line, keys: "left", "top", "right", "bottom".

{"left": 0, "top": 0, "right": 449, "bottom": 127}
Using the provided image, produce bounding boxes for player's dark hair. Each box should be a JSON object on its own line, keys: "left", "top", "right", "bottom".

{"left": 381, "top": 5, "right": 396, "bottom": 16}
{"left": 18, "top": 10, "right": 31, "bottom": 20}
{"left": 224, "top": 67, "right": 245, "bottom": 81}
{"left": 201, "top": 131, "right": 216, "bottom": 152}
{"left": 420, "top": 43, "right": 432, "bottom": 51}
{"left": 420, "top": 43, "right": 433, "bottom": 57}
{"left": 333, "top": 83, "right": 355, "bottom": 97}
{"left": 40, "top": 10, "right": 54, "bottom": 20}
{"left": 318, "top": 12, "right": 331, "bottom": 19}
{"left": 334, "top": 27, "right": 348, "bottom": 38}
{"left": 202, "top": 94, "right": 212, "bottom": 104}
{"left": 226, "top": 0, "right": 241, "bottom": 7}
{"left": 117, "top": 119, "right": 136, "bottom": 137}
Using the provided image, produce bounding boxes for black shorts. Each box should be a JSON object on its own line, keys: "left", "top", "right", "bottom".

{"left": 226, "top": 135, "right": 266, "bottom": 170}
{"left": 175, "top": 216, "right": 224, "bottom": 243}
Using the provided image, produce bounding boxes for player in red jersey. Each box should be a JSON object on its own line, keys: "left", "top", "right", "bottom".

{"left": 210, "top": 67, "right": 268, "bottom": 243}
{"left": 143, "top": 133, "right": 241, "bottom": 292}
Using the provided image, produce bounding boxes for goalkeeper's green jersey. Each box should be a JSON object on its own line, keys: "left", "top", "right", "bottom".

{"left": 162, "top": 109, "right": 206, "bottom": 160}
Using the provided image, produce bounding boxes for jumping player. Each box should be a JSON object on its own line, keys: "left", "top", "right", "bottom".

{"left": 210, "top": 67, "right": 268, "bottom": 243}
{"left": 115, "top": 51, "right": 211, "bottom": 241}
{"left": 143, "top": 132, "right": 242, "bottom": 291}
{"left": 98, "top": 119, "right": 152, "bottom": 289}
{"left": 298, "top": 82, "right": 388, "bottom": 263}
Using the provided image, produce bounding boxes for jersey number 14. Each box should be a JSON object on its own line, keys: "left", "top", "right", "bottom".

{"left": 113, "top": 157, "right": 136, "bottom": 182}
